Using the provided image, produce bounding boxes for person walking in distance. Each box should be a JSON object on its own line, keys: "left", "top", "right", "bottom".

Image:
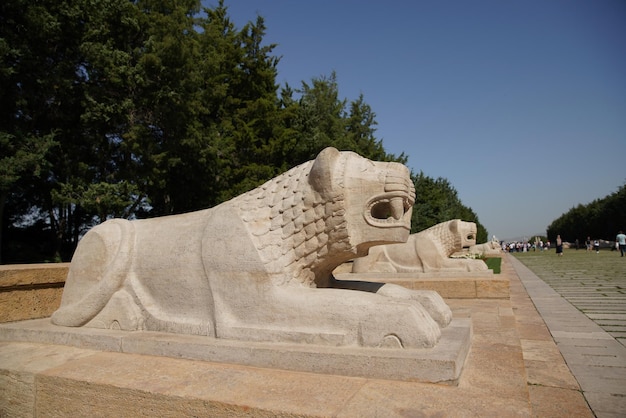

{"left": 617, "top": 230, "right": 626, "bottom": 257}
{"left": 556, "top": 235, "right": 564, "bottom": 256}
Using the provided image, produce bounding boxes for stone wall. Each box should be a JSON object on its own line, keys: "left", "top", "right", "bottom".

{"left": 0, "top": 264, "right": 68, "bottom": 323}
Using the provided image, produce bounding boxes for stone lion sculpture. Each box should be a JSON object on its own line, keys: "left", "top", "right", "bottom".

{"left": 52, "top": 147, "right": 452, "bottom": 349}
{"left": 468, "top": 238, "right": 502, "bottom": 257}
{"left": 352, "top": 219, "right": 488, "bottom": 273}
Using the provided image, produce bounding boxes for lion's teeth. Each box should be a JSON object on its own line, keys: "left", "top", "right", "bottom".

{"left": 390, "top": 197, "right": 404, "bottom": 220}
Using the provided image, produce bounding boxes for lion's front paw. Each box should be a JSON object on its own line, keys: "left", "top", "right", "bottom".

{"left": 375, "top": 284, "right": 452, "bottom": 328}
{"left": 410, "top": 290, "right": 452, "bottom": 327}
{"left": 466, "top": 260, "right": 488, "bottom": 272}
{"left": 359, "top": 301, "right": 441, "bottom": 349}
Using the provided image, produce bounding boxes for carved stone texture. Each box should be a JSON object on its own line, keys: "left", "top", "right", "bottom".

{"left": 352, "top": 219, "right": 488, "bottom": 274}
{"left": 52, "top": 148, "right": 452, "bottom": 349}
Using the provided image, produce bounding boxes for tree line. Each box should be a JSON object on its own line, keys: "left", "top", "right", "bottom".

{"left": 1, "top": 0, "right": 487, "bottom": 263}
{"left": 547, "top": 183, "right": 626, "bottom": 244}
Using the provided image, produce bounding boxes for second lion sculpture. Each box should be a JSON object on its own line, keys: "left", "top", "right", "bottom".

{"left": 352, "top": 219, "right": 488, "bottom": 273}
{"left": 52, "top": 148, "right": 452, "bottom": 349}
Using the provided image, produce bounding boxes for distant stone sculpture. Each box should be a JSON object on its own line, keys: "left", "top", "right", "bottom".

{"left": 352, "top": 219, "right": 488, "bottom": 273}
{"left": 52, "top": 148, "right": 452, "bottom": 349}
{"left": 467, "top": 238, "right": 502, "bottom": 257}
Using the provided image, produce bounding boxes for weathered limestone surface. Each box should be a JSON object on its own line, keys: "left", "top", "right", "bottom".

{"left": 51, "top": 148, "right": 452, "bottom": 350}
{"left": 0, "top": 264, "right": 68, "bottom": 322}
{"left": 352, "top": 219, "right": 488, "bottom": 274}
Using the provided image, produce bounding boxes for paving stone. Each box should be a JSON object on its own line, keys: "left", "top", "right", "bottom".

{"left": 566, "top": 363, "right": 626, "bottom": 395}
{"left": 528, "top": 386, "right": 594, "bottom": 418}
{"left": 583, "top": 392, "right": 626, "bottom": 418}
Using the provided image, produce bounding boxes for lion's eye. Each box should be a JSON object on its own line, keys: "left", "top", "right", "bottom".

{"left": 467, "top": 234, "right": 475, "bottom": 240}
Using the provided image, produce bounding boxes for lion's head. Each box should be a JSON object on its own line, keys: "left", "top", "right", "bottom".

{"left": 310, "top": 147, "right": 415, "bottom": 256}
{"left": 239, "top": 147, "right": 414, "bottom": 287}
{"left": 456, "top": 220, "right": 477, "bottom": 249}
{"left": 425, "top": 219, "right": 478, "bottom": 256}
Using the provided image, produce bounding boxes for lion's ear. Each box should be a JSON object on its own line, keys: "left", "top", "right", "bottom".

{"left": 309, "top": 147, "right": 340, "bottom": 195}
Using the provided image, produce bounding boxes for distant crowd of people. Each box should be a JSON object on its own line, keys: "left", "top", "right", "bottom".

{"left": 502, "top": 240, "right": 549, "bottom": 253}
{"left": 502, "top": 231, "right": 626, "bottom": 257}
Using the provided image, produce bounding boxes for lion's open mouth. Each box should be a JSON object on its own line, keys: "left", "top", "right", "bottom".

{"left": 365, "top": 193, "right": 413, "bottom": 227}
{"left": 462, "top": 233, "right": 477, "bottom": 248}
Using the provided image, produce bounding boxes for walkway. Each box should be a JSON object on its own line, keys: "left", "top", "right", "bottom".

{"left": 508, "top": 254, "right": 626, "bottom": 418}
{"left": 510, "top": 249, "right": 626, "bottom": 345}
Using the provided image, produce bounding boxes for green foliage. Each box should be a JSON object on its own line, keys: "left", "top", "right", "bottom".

{"left": 0, "top": 0, "right": 485, "bottom": 262}
{"left": 0, "top": 132, "right": 56, "bottom": 192}
{"left": 411, "top": 171, "right": 488, "bottom": 243}
{"left": 547, "top": 183, "right": 626, "bottom": 242}
{"left": 277, "top": 72, "right": 407, "bottom": 167}
{"left": 51, "top": 181, "right": 141, "bottom": 223}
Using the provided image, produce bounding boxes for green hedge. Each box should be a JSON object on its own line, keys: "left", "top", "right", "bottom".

{"left": 484, "top": 257, "right": 501, "bottom": 274}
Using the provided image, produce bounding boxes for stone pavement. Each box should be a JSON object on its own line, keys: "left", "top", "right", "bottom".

{"left": 510, "top": 250, "right": 626, "bottom": 345}
{"left": 508, "top": 254, "right": 626, "bottom": 418}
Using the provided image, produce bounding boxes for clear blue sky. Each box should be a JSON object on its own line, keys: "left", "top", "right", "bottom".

{"left": 208, "top": 0, "right": 626, "bottom": 241}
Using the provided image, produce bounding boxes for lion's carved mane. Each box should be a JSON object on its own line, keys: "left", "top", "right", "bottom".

{"left": 239, "top": 158, "right": 349, "bottom": 287}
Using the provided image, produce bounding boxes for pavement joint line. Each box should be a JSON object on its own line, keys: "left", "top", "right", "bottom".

{"left": 551, "top": 331, "right": 615, "bottom": 340}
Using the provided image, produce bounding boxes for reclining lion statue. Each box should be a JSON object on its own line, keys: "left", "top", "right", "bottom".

{"left": 467, "top": 238, "right": 502, "bottom": 257}
{"left": 52, "top": 148, "right": 452, "bottom": 349}
{"left": 352, "top": 219, "right": 488, "bottom": 273}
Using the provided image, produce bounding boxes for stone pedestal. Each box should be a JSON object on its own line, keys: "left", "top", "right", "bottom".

{"left": 335, "top": 271, "right": 510, "bottom": 299}
{"left": 0, "top": 317, "right": 471, "bottom": 384}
